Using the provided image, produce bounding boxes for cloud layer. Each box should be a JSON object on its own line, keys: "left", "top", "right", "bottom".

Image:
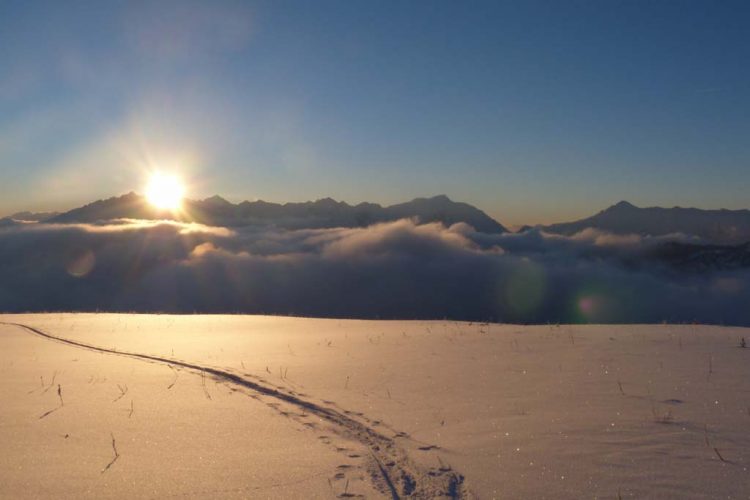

{"left": 1, "top": 219, "right": 748, "bottom": 325}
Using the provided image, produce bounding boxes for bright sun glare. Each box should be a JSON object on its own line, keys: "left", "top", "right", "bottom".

{"left": 145, "top": 172, "right": 185, "bottom": 211}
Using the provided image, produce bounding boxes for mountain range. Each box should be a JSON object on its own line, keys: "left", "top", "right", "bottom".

{"left": 23, "top": 193, "right": 508, "bottom": 234}
{"left": 540, "top": 200, "right": 750, "bottom": 245}
{"left": 4, "top": 195, "right": 750, "bottom": 246}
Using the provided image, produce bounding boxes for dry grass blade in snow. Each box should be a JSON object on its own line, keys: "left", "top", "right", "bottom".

{"left": 101, "top": 433, "right": 120, "bottom": 474}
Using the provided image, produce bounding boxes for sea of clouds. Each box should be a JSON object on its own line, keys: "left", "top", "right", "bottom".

{"left": 1, "top": 218, "right": 748, "bottom": 324}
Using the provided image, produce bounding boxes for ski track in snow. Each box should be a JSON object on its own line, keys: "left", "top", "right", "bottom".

{"left": 1, "top": 321, "right": 470, "bottom": 499}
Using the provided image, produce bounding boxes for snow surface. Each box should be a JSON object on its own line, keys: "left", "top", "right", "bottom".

{"left": 1, "top": 314, "right": 749, "bottom": 498}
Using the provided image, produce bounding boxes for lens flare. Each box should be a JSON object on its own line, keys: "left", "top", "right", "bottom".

{"left": 66, "top": 249, "right": 96, "bottom": 278}
{"left": 505, "top": 260, "right": 546, "bottom": 319}
{"left": 578, "top": 296, "right": 596, "bottom": 316}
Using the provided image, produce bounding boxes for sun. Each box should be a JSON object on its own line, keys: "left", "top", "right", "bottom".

{"left": 145, "top": 172, "right": 185, "bottom": 211}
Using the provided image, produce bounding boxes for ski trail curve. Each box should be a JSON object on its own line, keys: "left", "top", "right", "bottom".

{"left": 1, "top": 321, "right": 470, "bottom": 499}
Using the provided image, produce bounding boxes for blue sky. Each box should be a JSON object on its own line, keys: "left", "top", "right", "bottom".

{"left": 1, "top": 0, "right": 749, "bottom": 225}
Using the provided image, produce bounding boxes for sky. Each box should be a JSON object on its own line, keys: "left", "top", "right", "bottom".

{"left": 1, "top": 0, "right": 749, "bottom": 226}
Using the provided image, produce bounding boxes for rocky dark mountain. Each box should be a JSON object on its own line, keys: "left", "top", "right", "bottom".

{"left": 49, "top": 192, "right": 160, "bottom": 223}
{"left": 47, "top": 193, "right": 508, "bottom": 233}
{"left": 383, "top": 195, "right": 505, "bottom": 234}
{"left": 0, "top": 210, "right": 60, "bottom": 225}
{"left": 8, "top": 211, "right": 60, "bottom": 222}
{"left": 543, "top": 201, "right": 750, "bottom": 244}
{"left": 647, "top": 241, "right": 750, "bottom": 273}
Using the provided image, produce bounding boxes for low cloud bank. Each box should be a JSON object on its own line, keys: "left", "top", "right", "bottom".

{"left": 1, "top": 219, "right": 748, "bottom": 324}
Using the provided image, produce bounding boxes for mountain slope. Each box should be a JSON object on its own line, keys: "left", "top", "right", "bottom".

{"left": 543, "top": 201, "right": 750, "bottom": 244}
{"left": 0, "top": 211, "right": 60, "bottom": 226}
{"left": 647, "top": 241, "right": 750, "bottom": 272}
{"left": 49, "top": 192, "right": 160, "bottom": 223}
{"left": 385, "top": 195, "right": 506, "bottom": 234}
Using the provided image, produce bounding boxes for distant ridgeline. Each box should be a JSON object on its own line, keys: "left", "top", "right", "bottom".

{"left": 4, "top": 195, "right": 750, "bottom": 246}
{"left": 40, "top": 193, "right": 508, "bottom": 234}
{"left": 540, "top": 200, "right": 750, "bottom": 246}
